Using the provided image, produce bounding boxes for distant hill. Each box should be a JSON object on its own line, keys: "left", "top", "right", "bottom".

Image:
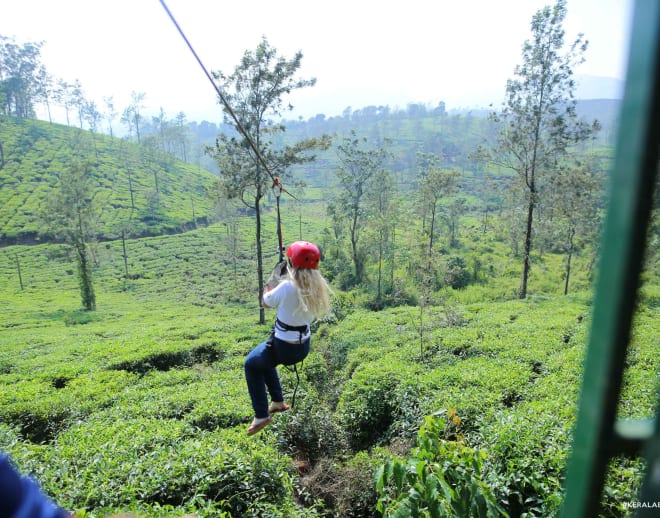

{"left": 186, "top": 94, "right": 619, "bottom": 191}
{"left": 1, "top": 89, "right": 619, "bottom": 247}
{"left": 281, "top": 74, "right": 624, "bottom": 121}
{"left": 0, "top": 117, "right": 218, "bottom": 245}
{"left": 575, "top": 75, "right": 624, "bottom": 100}
{"left": 575, "top": 98, "right": 621, "bottom": 144}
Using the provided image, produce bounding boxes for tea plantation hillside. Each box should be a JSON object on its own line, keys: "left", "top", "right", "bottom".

{"left": 0, "top": 117, "right": 217, "bottom": 244}
{"left": 0, "top": 219, "right": 657, "bottom": 517}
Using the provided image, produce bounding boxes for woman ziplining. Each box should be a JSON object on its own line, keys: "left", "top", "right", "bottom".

{"left": 158, "top": 1, "right": 334, "bottom": 435}
{"left": 244, "top": 241, "right": 332, "bottom": 436}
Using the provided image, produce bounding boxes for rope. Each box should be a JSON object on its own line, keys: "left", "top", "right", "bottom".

{"left": 159, "top": 0, "right": 276, "bottom": 183}
{"left": 273, "top": 179, "right": 284, "bottom": 262}
{"left": 159, "top": 0, "right": 296, "bottom": 260}
{"left": 284, "top": 361, "right": 302, "bottom": 409}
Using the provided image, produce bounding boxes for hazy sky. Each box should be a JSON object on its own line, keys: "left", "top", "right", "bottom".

{"left": 2, "top": 0, "right": 634, "bottom": 123}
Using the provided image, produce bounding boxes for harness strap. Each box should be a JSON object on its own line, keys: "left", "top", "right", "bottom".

{"left": 275, "top": 318, "right": 309, "bottom": 344}
{"left": 283, "top": 361, "right": 302, "bottom": 409}
{"left": 269, "top": 319, "right": 308, "bottom": 408}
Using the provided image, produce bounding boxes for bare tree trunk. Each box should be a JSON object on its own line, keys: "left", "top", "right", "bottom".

{"left": 255, "top": 195, "right": 265, "bottom": 324}
{"left": 377, "top": 229, "right": 383, "bottom": 300}
{"left": 15, "top": 254, "right": 24, "bottom": 290}
{"left": 127, "top": 171, "right": 135, "bottom": 210}
{"left": 350, "top": 205, "right": 360, "bottom": 282}
{"left": 429, "top": 203, "right": 436, "bottom": 255}
{"left": 122, "top": 231, "right": 129, "bottom": 280}
{"left": 519, "top": 198, "right": 534, "bottom": 299}
{"left": 564, "top": 228, "right": 575, "bottom": 295}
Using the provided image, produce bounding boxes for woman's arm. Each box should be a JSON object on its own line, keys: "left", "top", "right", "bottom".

{"left": 261, "top": 285, "right": 273, "bottom": 308}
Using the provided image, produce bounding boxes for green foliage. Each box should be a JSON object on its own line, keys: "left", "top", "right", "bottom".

{"left": 376, "top": 414, "right": 508, "bottom": 517}
{"left": 41, "top": 158, "right": 99, "bottom": 310}
{"left": 481, "top": 0, "right": 597, "bottom": 299}
{"left": 330, "top": 131, "right": 390, "bottom": 287}
{"left": 274, "top": 392, "right": 346, "bottom": 463}
{"left": 0, "top": 232, "right": 655, "bottom": 516}
{"left": 0, "top": 73, "right": 653, "bottom": 518}
{"left": 444, "top": 256, "right": 471, "bottom": 289}
{"left": 0, "top": 36, "right": 44, "bottom": 118}
{"left": 0, "top": 117, "right": 216, "bottom": 244}
{"left": 336, "top": 361, "right": 419, "bottom": 451}
{"left": 481, "top": 405, "right": 571, "bottom": 516}
{"left": 28, "top": 419, "right": 295, "bottom": 515}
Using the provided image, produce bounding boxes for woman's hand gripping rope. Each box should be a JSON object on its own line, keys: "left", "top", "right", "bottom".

{"left": 265, "top": 260, "right": 289, "bottom": 289}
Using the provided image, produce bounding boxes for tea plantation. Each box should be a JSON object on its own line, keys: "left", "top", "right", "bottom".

{"left": 0, "top": 217, "right": 657, "bottom": 517}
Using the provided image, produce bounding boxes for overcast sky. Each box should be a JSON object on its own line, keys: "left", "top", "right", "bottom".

{"left": 2, "top": 0, "right": 634, "bottom": 123}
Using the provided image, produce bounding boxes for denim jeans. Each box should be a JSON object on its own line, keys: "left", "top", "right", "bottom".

{"left": 244, "top": 336, "right": 310, "bottom": 418}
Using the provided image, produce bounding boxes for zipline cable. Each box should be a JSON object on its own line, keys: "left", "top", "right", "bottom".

{"left": 159, "top": 0, "right": 296, "bottom": 259}
{"left": 273, "top": 179, "right": 284, "bottom": 262}
{"left": 158, "top": 0, "right": 276, "bottom": 183}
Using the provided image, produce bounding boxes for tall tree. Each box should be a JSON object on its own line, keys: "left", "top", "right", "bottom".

{"left": 0, "top": 36, "right": 44, "bottom": 118}
{"left": 121, "top": 91, "right": 146, "bottom": 143}
{"left": 57, "top": 80, "right": 73, "bottom": 126}
{"left": 482, "top": 0, "right": 594, "bottom": 298}
{"left": 36, "top": 66, "right": 54, "bottom": 123}
{"left": 416, "top": 153, "right": 459, "bottom": 256}
{"left": 366, "top": 166, "right": 397, "bottom": 305}
{"left": 70, "top": 79, "right": 86, "bottom": 129}
{"left": 333, "top": 131, "right": 388, "bottom": 287}
{"left": 103, "top": 96, "right": 118, "bottom": 137}
{"left": 445, "top": 197, "right": 466, "bottom": 248}
{"left": 207, "top": 37, "right": 330, "bottom": 324}
{"left": 41, "top": 160, "right": 99, "bottom": 310}
{"left": 549, "top": 158, "right": 603, "bottom": 294}
{"left": 174, "top": 111, "right": 189, "bottom": 161}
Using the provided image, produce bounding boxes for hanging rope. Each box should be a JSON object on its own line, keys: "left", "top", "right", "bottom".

{"left": 159, "top": 0, "right": 275, "bottom": 182}
{"left": 159, "top": 0, "right": 297, "bottom": 260}
{"left": 284, "top": 362, "right": 302, "bottom": 409}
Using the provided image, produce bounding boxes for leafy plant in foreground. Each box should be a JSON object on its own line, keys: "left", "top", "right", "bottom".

{"left": 376, "top": 414, "right": 508, "bottom": 518}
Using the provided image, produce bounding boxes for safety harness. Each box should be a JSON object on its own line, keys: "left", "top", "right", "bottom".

{"left": 275, "top": 318, "right": 309, "bottom": 344}
{"left": 266, "top": 318, "right": 309, "bottom": 408}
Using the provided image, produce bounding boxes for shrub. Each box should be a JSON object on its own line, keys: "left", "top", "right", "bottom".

{"left": 27, "top": 418, "right": 297, "bottom": 515}
{"left": 480, "top": 404, "right": 571, "bottom": 517}
{"left": 444, "top": 256, "right": 471, "bottom": 289}
{"left": 335, "top": 362, "right": 417, "bottom": 452}
{"left": 275, "top": 394, "right": 346, "bottom": 463}
{"left": 301, "top": 451, "right": 386, "bottom": 517}
{"left": 376, "top": 415, "right": 508, "bottom": 517}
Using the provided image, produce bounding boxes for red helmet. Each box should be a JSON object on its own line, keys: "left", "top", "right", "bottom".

{"left": 286, "top": 241, "right": 320, "bottom": 269}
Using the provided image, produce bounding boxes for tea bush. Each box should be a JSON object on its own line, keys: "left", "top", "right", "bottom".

{"left": 335, "top": 360, "right": 421, "bottom": 451}
{"left": 1, "top": 222, "right": 656, "bottom": 516}
{"left": 19, "top": 418, "right": 298, "bottom": 516}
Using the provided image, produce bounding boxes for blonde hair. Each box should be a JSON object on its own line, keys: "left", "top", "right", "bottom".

{"left": 289, "top": 266, "right": 332, "bottom": 320}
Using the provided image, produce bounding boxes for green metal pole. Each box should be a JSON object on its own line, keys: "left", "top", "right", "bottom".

{"left": 560, "top": 0, "right": 660, "bottom": 516}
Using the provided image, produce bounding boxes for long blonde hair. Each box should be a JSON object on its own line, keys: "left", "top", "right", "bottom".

{"left": 289, "top": 266, "right": 332, "bottom": 319}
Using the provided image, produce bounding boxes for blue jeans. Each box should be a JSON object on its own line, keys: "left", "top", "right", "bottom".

{"left": 244, "top": 336, "right": 310, "bottom": 418}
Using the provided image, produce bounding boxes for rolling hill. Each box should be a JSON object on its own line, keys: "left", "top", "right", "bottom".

{"left": 0, "top": 117, "right": 218, "bottom": 245}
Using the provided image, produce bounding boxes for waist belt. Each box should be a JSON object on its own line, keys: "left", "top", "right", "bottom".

{"left": 275, "top": 318, "right": 309, "bottom": 343}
